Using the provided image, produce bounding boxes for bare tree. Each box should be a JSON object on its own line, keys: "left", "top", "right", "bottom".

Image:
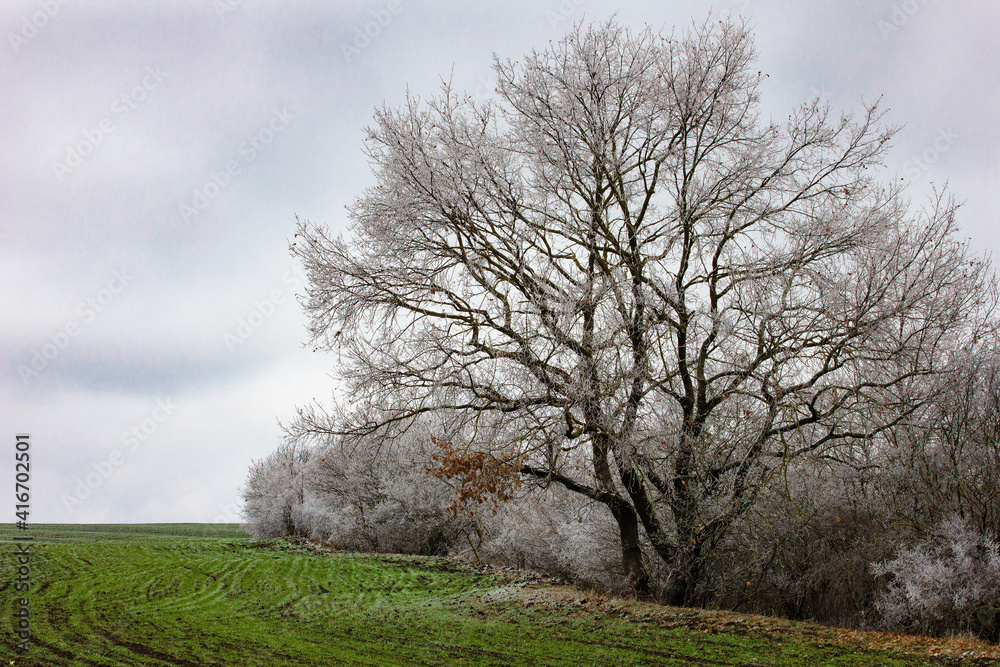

{"left": 289, "top": 17, "right": 994, "bottom": 603}
{"left": 887, "top": 340, "right": 1000, "bottom": 539}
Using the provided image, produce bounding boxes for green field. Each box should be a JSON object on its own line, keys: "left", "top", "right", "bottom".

{"left": 1, "top": 524, "right": 995, "bottom": 666}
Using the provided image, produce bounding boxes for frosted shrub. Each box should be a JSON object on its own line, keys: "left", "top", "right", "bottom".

{"left": 242, "top": 442, "right": 311, "bottom": 540}
{"left": 479, "top": 487, "right": 623, "bottom": 591}
{"left": 243, "top": 490, "right": 299, "bottom": 540}
{"left": 369, "top": 467, "right": 465, "bottom": 555}
{"left": 873, "top": 516, "right": 1000, "bottom": 642}
{"left": 716, "top": 460, "right": 895, "bottom": 626}
{"left": 290, "top": 499, "right": 340, "bottom": 543}
{"left": 306, "top": 430, "right": 471, "bottom": 555}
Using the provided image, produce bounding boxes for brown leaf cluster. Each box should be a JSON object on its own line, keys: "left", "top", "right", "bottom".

{"left": 428, "top": 436, "right": 525, "bottom": 516}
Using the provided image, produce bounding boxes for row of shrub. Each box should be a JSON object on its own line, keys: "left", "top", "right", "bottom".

{"left": 244, "top": 351, "right": 1000, "bottom": 642}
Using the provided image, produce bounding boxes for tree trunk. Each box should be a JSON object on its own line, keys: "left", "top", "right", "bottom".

{"left": 662, "top": 540, "right": 703, "bottom": 607}
{"left": 609, "top": 503, "right": 651, "bottom": 596}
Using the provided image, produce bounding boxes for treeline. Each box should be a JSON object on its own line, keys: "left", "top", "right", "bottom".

{"left": 247, "top": 17, "right": 1000, "bottom": 645}
{"left": 244, "top": 346, "right": 1000, "bottom": 643}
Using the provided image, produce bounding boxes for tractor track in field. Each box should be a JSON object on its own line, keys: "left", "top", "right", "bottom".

{"left": 549, "top": 636, "right": 733, "bottom": 665}
{"left": 28, "top": 634, "right": 109, "bottom": 667}
{"left": 85, "top": 620, "right": 206, "bottom": 667}
{"left": 177, "top": 563, "right": 217, "bottom": 580}
{"left": 153, "top": 558, "right": 254, "bottom": 614}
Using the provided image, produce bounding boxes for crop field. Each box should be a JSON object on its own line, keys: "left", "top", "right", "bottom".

{"left": 1, "top": 525, "right": 997, "bottom": 666}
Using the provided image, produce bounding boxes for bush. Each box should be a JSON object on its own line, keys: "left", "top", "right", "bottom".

{"left": 707, "top": 459, "right": 895, "bottom": 627}
{"left": 242, "top": 442, "right": 310, "bottom": 540}
{"left": 283, "top": 427, "right": 476, "bottom": 556}
{"left": 873, "top": 516, "right": 1000, "bottom": 643}
{"left": 478, "top": 486, "right": 623, "bottom": 591}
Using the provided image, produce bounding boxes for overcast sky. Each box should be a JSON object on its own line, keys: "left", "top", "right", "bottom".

{"left": 2, "top": 0, "right": 998, "bottom": 524}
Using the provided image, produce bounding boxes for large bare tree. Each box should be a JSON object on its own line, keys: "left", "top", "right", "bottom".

{"left": 289, "top": 17, "right": 994, "bottom": 603}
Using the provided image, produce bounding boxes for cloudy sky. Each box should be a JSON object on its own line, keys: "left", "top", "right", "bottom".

{"left": 2, "top": 0, "right": 998, "bottom": 524}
